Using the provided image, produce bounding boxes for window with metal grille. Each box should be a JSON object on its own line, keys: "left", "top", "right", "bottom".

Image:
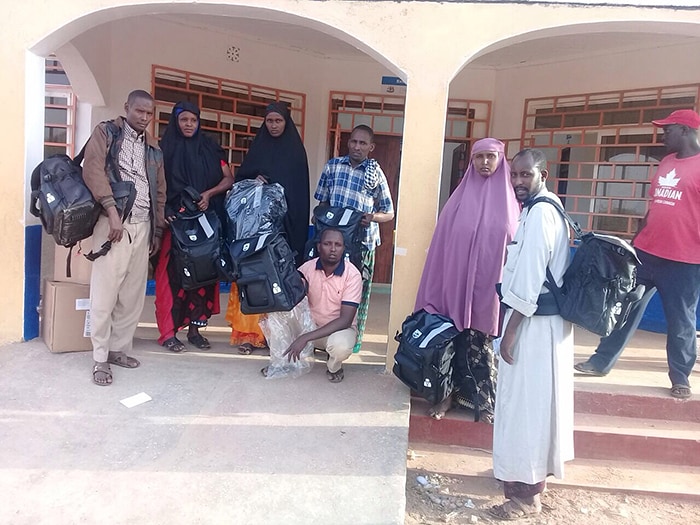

{"left": 522, "top": 85, "right": 700, "bottom": 238}
{"left": 152, "top": 65, "right": 305, "bottom": 172}
{"left": 328, "top": 91, "right": 491, "bottom": 140}
{"left": 44, "top": 58, "right": 75, "bottom": 158}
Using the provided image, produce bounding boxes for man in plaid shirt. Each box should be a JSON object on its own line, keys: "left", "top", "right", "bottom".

{"left": 314, "top": 125, "right": 395, "bottom": 353}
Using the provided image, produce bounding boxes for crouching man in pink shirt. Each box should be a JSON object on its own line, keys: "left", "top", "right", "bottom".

{"left": 284, "top": 228, "right": 363, "bottom": 383}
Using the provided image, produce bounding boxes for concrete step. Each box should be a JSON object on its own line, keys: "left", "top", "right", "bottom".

{"left": 574, "top": 383, "right": 700, "bottom": 422}
{"left": 574, "top": 412, "right": 700, "bottom": 466}
{"left": 407, "top": 442, "right": 700, "bottom": 501}
{"left": 409, "top": 398, "right": 700, "bottom": 466}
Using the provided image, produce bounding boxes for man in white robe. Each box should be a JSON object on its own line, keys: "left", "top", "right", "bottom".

{"left": 490, "top": 148, "right": 575, "bottom": 520}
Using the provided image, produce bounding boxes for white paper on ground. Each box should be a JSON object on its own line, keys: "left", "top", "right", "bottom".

{"left": 120, "top": 392, "right": 152, "bottom": 408}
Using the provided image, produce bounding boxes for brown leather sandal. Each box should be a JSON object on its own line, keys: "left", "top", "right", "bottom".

{"left": 326, "top": 368, "right": 344, "bottom": 383}
{"left": 92, "top": 363, "right": 112, "bottom": 386}
{"left": 108, "top": 351, "right": 140, "bottom": 368}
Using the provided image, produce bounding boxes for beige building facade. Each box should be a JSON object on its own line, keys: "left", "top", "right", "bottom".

{"left": 5, "top": 1, "right": 700, "bottom": 363}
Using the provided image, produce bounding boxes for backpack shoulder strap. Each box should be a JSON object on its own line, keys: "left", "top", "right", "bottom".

{"left": 527, "top": 196, "right": 579, "bottom": 298}
{"left": 102, "top": 120, "right": 122, "bottom": 183}
{"left": 29, "top": 163, "right": 43, "bottom": 218}
{"left": 72, "top": 143, "right": 89, "bottom": 167}
{"left": 528, "top": 196, "right": 584, "bottom": 239}
{"left": 30, "top": 162, "right": 42, "bottom": 192}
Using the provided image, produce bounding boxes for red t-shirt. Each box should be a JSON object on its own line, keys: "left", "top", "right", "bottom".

{"left": 634, "top": 152, "right": 700, "bottom": 264}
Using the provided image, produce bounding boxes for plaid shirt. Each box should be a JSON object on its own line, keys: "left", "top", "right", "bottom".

{"left": 314, "top": 156, "right": 394, "bottom": 250}
{"left": 118, "top": 121, "right": 151, "bottom": 222}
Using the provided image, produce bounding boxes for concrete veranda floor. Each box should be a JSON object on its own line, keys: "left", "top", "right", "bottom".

{"left": 0, "top": 289, "right": 409, "bottom": 525}
{"left": 1, "top": 285, "right": 696, "bottom": 524}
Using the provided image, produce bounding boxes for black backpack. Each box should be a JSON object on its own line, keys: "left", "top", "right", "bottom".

{"left": 305, "top": 206, "right": 368, "bottom": 277}
{"left": 229, "top": 233, "right": 306, "bottom": 314}
{"left": 530, "top": 197, "right": 646, "bottom": 337}
{"left": 30, "top": 123, "right": 137, "bottom": 273}
{"left": 29, "top": 146, "right": 99, "bottom": 248}
{"left": 392, "top": 309, "right": 460, "bottom": 405}
{"left": 169, "top": 188, "right": 228, "bottom": 291}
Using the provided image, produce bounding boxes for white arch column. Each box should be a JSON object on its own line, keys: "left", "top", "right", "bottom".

{"left": 385, "top": 73, "right": 451, "bottom": 368}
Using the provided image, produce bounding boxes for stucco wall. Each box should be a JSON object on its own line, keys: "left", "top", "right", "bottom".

{"left": 3, "top": 0, "right": 700, "bottom": 350}
{"left": 490, "top": 40, "right": 700, "bottom": 140}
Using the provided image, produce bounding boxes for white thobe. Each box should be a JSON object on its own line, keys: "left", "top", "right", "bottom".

{"left": 493, "top": 188, "right": 575, "bottom": 484}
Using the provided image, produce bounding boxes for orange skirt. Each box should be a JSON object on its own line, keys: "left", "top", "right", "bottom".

{"left": 225, "top": 283, "right": 266, "bottom": 347}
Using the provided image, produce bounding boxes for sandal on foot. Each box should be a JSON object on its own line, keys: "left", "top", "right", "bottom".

{"left": 260, "top": 366, "right": 269, "bottom": 377}
{"left": 428, "top": 394, "right": 453, "bottom": 420}
{"left": 488, "top": 498, "right": 541, "bottom": 521}
{"left": 107, "top": 351, "right": 140, "bottom": 368}
{"left": 326, "top": 368, "right": 344, "bottom": 383}
{"left": 671, "top": 384, "right": 692, "bottom": 399}
{"left": 187, "top": 334, "right": 211, "bottom": 349}
{"left": 238, "top": 343, "right": 255, "bottom": 355}
{"left": 92, "top": 363, "right": 112, "bottom": 386}
{"left": 163, "top": 337, "right": 186, "bottom": 353}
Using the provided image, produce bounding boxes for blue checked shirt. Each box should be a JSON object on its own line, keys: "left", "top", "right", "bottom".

{"left": 314, "top": 155, "right": 394, "bottom": 250}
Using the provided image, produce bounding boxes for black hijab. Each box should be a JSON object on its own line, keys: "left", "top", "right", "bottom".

{"left": 237, "top": 102, "right": 310, "bottom": 264}
{"left": 160, "top": 101, "right": 227, "bottom": 218}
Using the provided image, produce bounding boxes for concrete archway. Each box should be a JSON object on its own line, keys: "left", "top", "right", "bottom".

{"left": 449, "top": 20, "right": 700, "bottom": 139}
{"left": 21, "top": 2, "right": 408, "bottom": 342}
{"left": 441, "top": 20, "right": 700, "bottom": 338}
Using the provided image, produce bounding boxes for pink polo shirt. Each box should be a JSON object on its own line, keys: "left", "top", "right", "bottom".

{"left": 299, "top": 258, "right": 363, "bottom": 328}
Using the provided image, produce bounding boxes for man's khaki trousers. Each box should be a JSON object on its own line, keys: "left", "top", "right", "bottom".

{"left": 314, "top": 327, "right": 357, "bottom": 373}
{"left": 89, "top": 216, "right": 150, "bottom": 363}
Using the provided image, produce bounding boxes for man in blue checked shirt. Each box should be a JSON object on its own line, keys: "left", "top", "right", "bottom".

{"left": 314, "top": 125, "right": 395, "bottom": 353}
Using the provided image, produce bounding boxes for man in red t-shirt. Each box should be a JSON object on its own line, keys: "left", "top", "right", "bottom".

{"left": 575, "top": 109, "right": 700, "bottom": 399}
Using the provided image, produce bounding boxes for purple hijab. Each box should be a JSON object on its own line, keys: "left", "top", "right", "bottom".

{"left": 414, "top": 138, "right": 520, "bottom": 335}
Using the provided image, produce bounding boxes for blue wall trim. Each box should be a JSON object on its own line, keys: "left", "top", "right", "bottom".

{"left": 24, "top": 225, "right": 42, "bottom": 340}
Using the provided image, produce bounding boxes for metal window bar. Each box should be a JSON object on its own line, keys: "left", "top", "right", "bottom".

{"left": 44, "top": 74, "right": 76, "bottom": 158}
{"left": 522, "top": 84, "right": 700, "bottom": 239}
{"left": 328, "top": 90, "right": 491, "bottom": 142}
{"left": 152, "top": 65, "right": 306, "bottom": 171}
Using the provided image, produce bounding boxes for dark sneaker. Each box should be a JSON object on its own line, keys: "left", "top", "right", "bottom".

{"left": 574, "top": 361, "right": 607, "bottom": 377}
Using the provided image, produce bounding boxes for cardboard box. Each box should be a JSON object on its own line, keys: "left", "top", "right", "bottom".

{"left": 41, "top": 281, "right": 92, "bottom": 353}
{"left": 53, "top": 237, "right": 94, "bottom": 284}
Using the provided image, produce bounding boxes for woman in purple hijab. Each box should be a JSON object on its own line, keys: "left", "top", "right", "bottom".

{"left": 414, "top": 138, "right": 520, "bottom": 423}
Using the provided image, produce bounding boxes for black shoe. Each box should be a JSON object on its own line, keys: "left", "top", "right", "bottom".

{"left": 574, "top": 361, "right": 607, "bottom": 377}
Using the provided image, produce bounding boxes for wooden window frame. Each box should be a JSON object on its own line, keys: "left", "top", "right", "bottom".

{"left": 152, "top": 65, "right": 306, "bottom": 172}
{"left": 521, "top": 84, "right": 700, "bottom": 238}
{"left": 44, "top": 59, "right": 76, "bottom": 158}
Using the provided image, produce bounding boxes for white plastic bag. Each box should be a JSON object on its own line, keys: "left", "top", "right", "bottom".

{"left": 259, "top": 297, "right": 316, "bottom": 379}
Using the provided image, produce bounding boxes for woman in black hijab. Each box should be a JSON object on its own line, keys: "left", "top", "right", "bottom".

{"left": 155, "top": 101, "right": 234, "bottom": 353}
{"left": 226, "top": 102, "right": 310, "bottom": 354}
{"left": 235, "top": 102, "right": 310, "bottom": 262}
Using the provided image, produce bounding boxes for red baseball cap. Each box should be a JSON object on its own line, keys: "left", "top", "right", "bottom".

{"left": 652, "top": 109, "right": 700, "bottom": 129}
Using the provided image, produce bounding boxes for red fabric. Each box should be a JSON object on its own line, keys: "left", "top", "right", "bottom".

{"left": 154, "top": 230, "right": 176, "bottom": 344}
{"left": 154, "top": 230, "right": 220, "bottom": 344}
{"left": 634, "top": 153, "right": 700, "bottom": 264}
{"left": 652, "top": 109, "right": 700, "bottom": 129}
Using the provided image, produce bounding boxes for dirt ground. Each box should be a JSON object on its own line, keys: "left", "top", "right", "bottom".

{"left": 405, "top": 468, "right": 700, "bottom": 525}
